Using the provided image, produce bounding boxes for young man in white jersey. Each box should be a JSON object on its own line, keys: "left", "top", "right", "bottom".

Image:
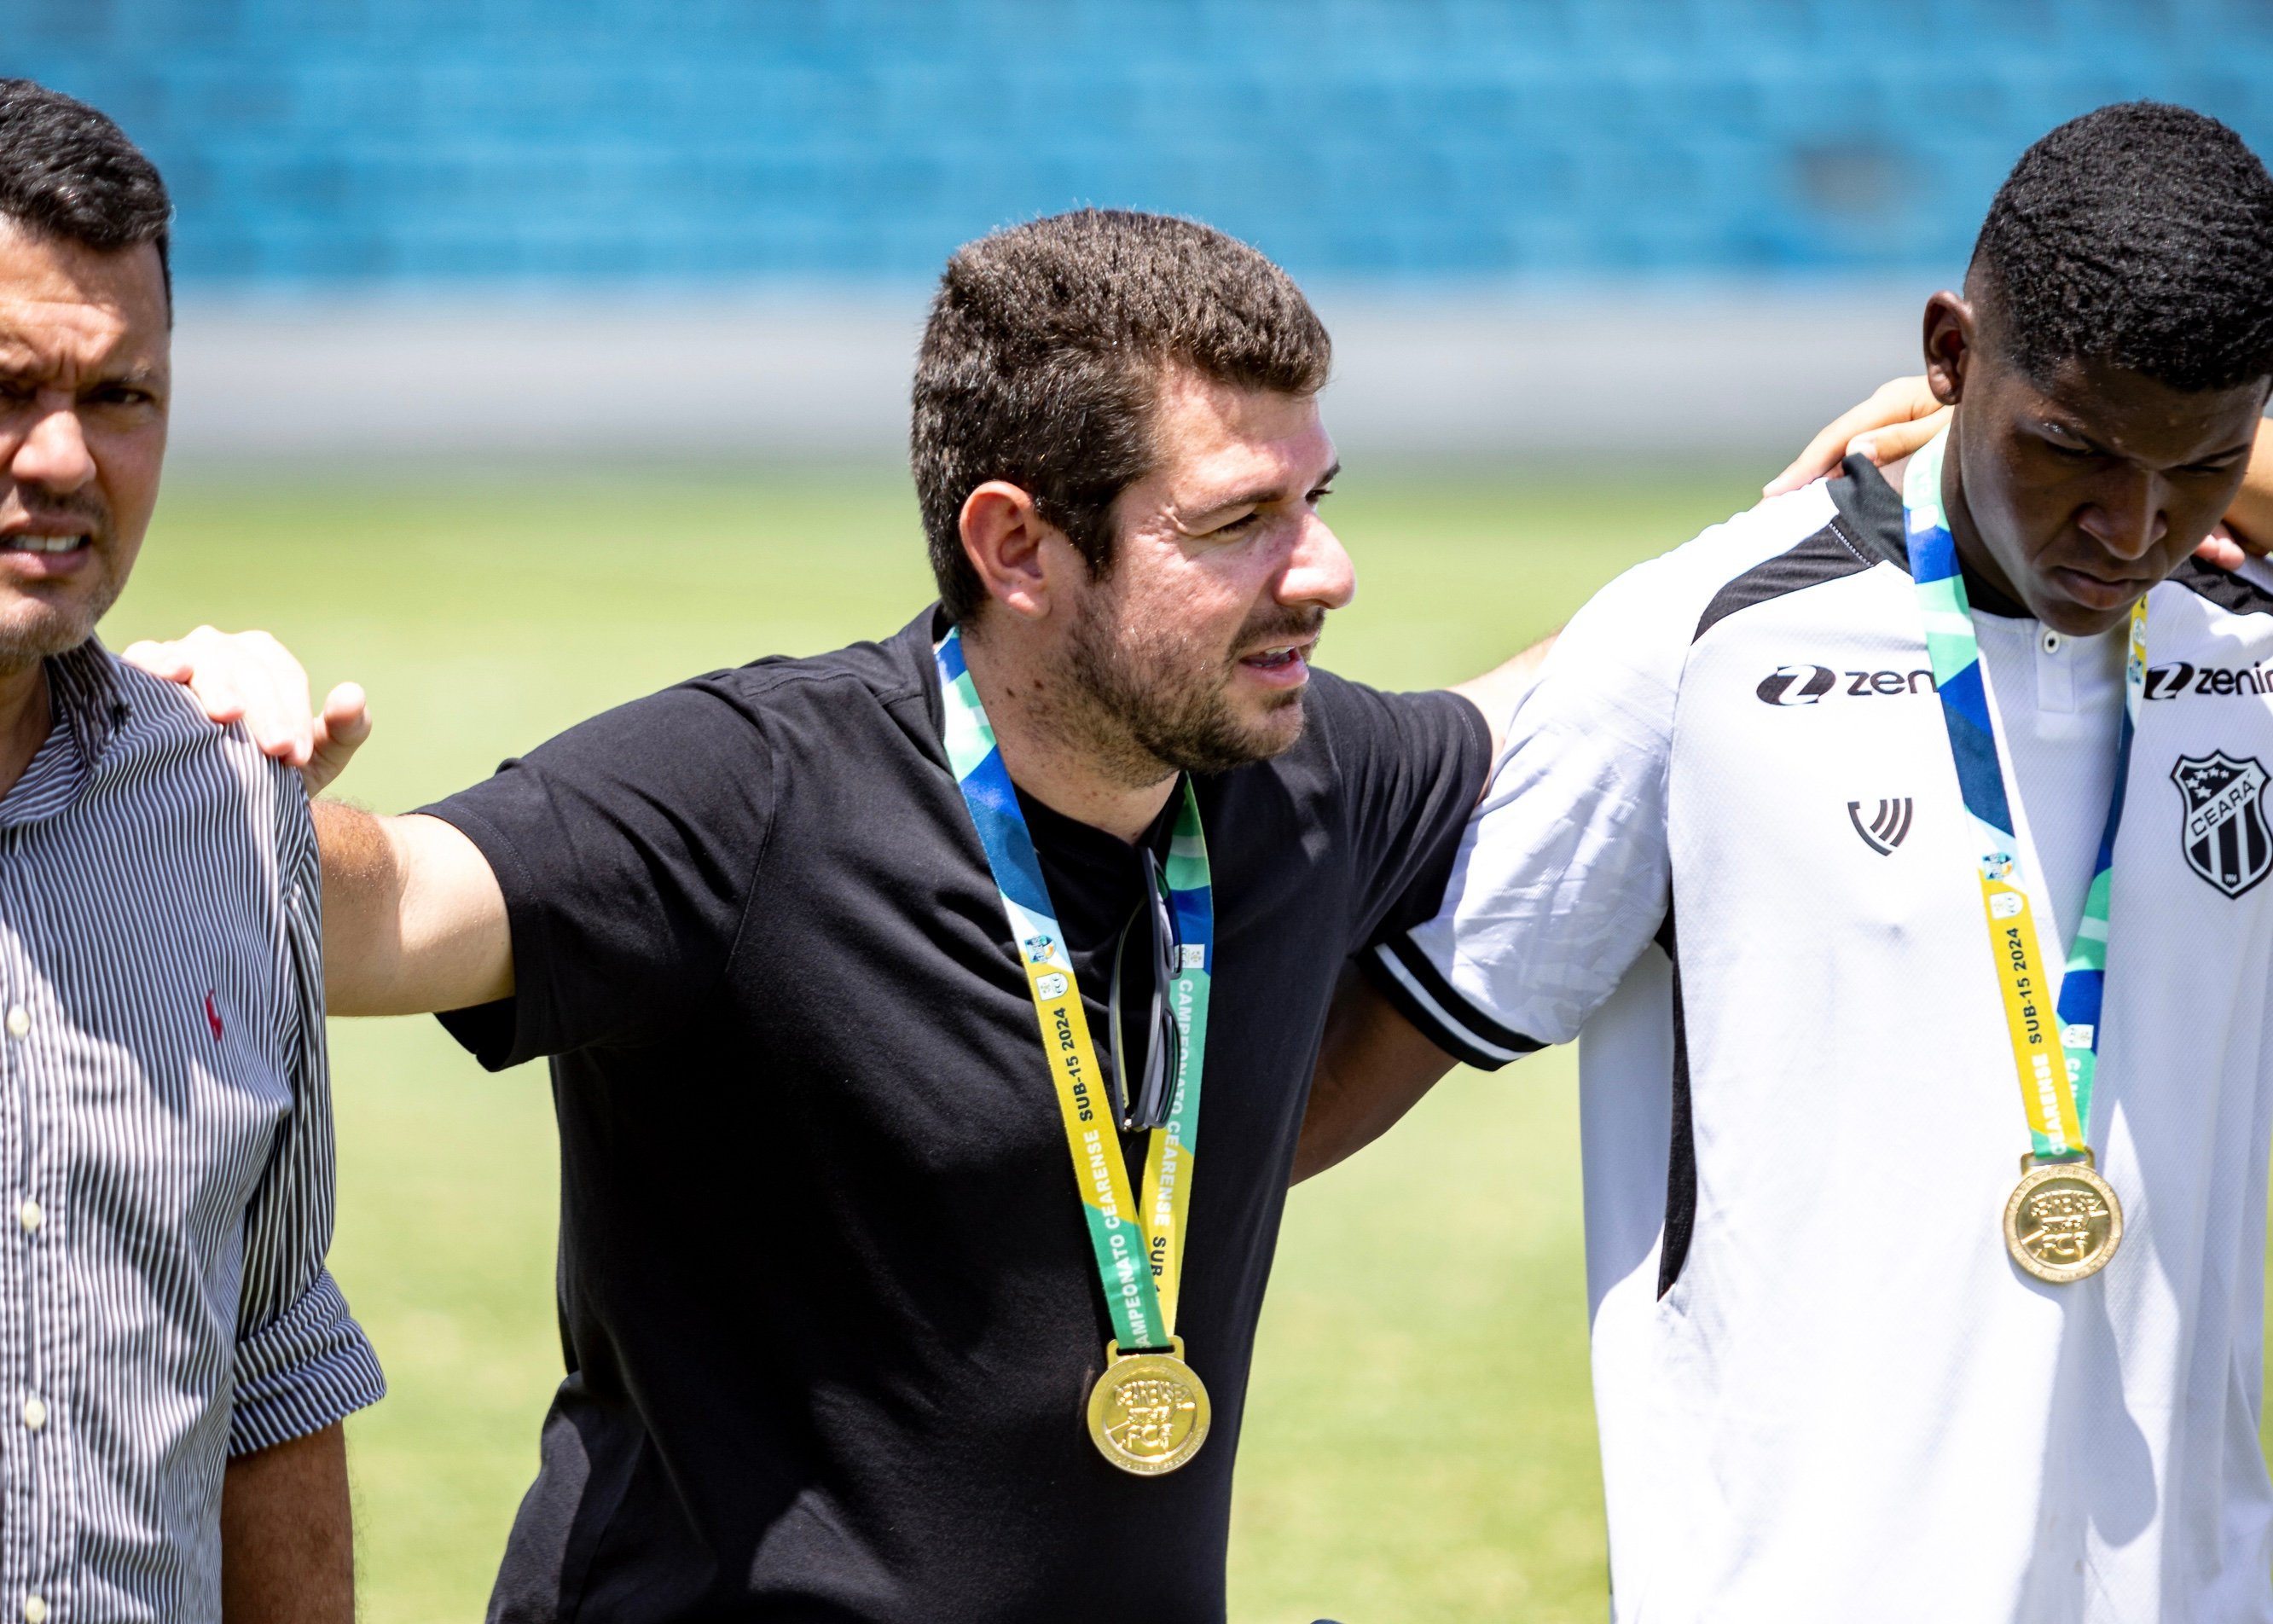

{"left": 1304, "top": 103, "right": 2273, "bottom": 1619}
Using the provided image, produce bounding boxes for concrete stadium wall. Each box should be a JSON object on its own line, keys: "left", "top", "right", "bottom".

{"left": 165, "top": 282, "right": 1934, "bottom": 467}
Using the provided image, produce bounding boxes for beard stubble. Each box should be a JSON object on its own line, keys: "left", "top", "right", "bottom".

{"left": 0, "top": 490, "right": 121, "bottom": 673}
{"left": 1060, "top": 583, "right": 1325, "bottom": 785}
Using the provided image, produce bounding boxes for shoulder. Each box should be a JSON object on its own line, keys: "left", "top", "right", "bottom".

{"left": 1563, "top": 482, "right": 1847, "bottom": 658}
{"left": 2161, "top": 554, "right": 2273, "bottom": 625}
{"left": 107, "top": 649, "right": 241, "bottom": 754}
{"left": 688, "top": 621, "right": 931, "bottom": 733}
{"left": 83, "top": 652, "right": 310, "bottom": 906}
{"left": 521, "top": 615, "right": 936, "bottom": 772}
{"left": 1293, "top": 665, "right": 1456, "bottom": 734}
{"left": 427, "top": 614, "right": 943, "bottom": 858}
{"left": 1276, "top": 669, "right": 1486, "bottom": 785}
{"left": 104, "top": 652, "right": 301, "bottom": 818}
{"left": 1528, "top": 483, "right": 1846, "bottom": 723}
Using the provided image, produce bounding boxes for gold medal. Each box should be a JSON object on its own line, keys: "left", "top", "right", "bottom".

{"left": 1086, "top": 1338, "right": 1209, "bottom": 1476}
{"left": 2004, "top": 1151, "right": 2123, "bottom": 1284}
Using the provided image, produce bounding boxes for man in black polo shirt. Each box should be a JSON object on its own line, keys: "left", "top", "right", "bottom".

{"left": 137, "top": 212, "right": 1990, "bottom": 1614}
{"left": 243, "top": 211, "right": 1530, "bottom": 1621}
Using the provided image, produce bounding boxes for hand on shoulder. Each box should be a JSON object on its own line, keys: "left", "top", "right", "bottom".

{"left": 119, "top": 627, "right": 369, "bottom": 795}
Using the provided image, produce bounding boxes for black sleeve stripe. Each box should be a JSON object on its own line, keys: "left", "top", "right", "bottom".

{"left": 1655, "top": 939, "right": 1698, "bottom": 1300}
{"left": 1692, "top": 521, "right": 1878, "bottom": 644}
{"left": 2171, "top": 555, "right": 2273, "bottom": 618}
{"left": 1377, "top": 935, "right": 1545, "bottom": 1053}
{"left": 1363, "top": 939, "right": 1545, "bottom": 1071}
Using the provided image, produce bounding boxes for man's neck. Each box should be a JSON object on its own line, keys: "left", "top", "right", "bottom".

{"left": 0, "top": 658, "right": 51, "bottom": 803}
{"left": 1939, "top": 433, "right": 2030, "bottom": 614}
{"left": 956, "top": 626, "right": 1177, "bottom": 846}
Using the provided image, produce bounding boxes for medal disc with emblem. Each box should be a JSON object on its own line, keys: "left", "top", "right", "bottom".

{"left": 1087, "top": 1339, "right": 1210, "bottom": 1476}
{"left": 2003, "top": 1154, "right": 2124, "bottom": 1284}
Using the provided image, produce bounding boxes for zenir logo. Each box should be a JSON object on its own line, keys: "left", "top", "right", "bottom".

{"left": 2143, "top": 662, "right": 2273, "bottom": 700}
{"left": 1847, "top": 798, "right": 1914, "bottom": 855}
{"left": 1757, "top": 664, "right": 1835, "bottom": 705}
{"left": 1756, "top": 665, "right": 1936, "bottom": 705}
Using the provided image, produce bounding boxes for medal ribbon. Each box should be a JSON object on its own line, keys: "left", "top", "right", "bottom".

{"left": 1904, "top": 431, "right": 2144, "bottom": 1160}
{"left": 935, "top": 627, "right": 1213, "bottom": 1350}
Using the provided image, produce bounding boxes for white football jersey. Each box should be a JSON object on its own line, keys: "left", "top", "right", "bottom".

{"left": 1374, "top": 460, "right": 2273, "bottom": 1622}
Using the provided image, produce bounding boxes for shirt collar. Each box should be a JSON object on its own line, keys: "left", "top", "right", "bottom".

{"left": 907, "top": 605, "right": 1181, "bottom": 864}
{"left": 0, "top": 641, "right": 129, "bottom": 830}
{"left": 1827, "top": 453, "right": 2032, "bottom": 619}
{"left": 44, "top": 639, "right": 129, "bottom": 764}
{"left": 902, "top": 603, "right": 954, "bottom": 764}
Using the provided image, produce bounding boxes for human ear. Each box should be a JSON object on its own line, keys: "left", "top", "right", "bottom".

{"left": 1922, "top": 292, "right": 1974, "bottom": 409}
{"left": 959, "top": 481, "right": 1070, "bottom": 622}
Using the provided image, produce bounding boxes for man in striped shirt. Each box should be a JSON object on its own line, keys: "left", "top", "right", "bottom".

{"left": 0, "top": 82, "right": 384, "bottom": 1621}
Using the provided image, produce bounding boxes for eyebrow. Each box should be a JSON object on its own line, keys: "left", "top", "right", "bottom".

{"left": 1185, "top": 461, "right": 1342, "bottom": 526}
{"left": 2041, "top": 415, "right": 2253, "bottom": 467}
{"left": 2041, "top": 418, "right": 2114, "bottom": 457}
{"left": 0, "top": 358, "right": 164, "bottom": 388}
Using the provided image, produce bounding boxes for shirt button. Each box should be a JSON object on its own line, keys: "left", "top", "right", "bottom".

{"left": 21, "top": 1597, "right": 43, "bottom": 1624}
{"left": 2041, "top": 630, "right": 2062, "bottom": 653}
{"left": 20, "top": 1396, "right": 44, "bottom": 1432}
{"left": 3, "top": 1007, "right": 25, "bottom": 1039}
{"left": 16, "top": 1201, "right": 40, "bottom": 1234}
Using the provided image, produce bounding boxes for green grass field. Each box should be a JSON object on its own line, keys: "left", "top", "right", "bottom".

{"left": 96, "top": 459, "right": 2153, "bottom": 1621}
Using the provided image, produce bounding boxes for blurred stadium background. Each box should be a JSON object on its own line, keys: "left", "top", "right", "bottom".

{"left": 15, "top": 0, "right": 2273, "bottom": 461}
{"left": 11, "top": 2, "right": 2273, "bottom": 1619}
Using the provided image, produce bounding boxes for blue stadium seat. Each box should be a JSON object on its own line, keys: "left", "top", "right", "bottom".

{"left": 3, "top": 0, "right": 2266, "bottom": 287}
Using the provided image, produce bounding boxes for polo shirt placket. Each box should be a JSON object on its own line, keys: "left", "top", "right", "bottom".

{"left": 0, "top": 715, "right": 94, "bottom": 1624}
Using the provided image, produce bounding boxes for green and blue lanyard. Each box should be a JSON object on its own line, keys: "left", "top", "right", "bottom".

{"left": 1905, "top": 430, "right": 2145, "bottom": 1162}
{"left": 934, "top": 625, "right": 1215, "bottom": 1351}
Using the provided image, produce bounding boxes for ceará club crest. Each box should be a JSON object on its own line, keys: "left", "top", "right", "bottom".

{"left": 2172, "top": 751, "right": 2273, "bottom": 899}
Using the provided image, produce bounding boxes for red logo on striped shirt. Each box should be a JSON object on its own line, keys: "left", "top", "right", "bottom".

{"left": 204, "top": 993, "right": 223, "bottom": 1042}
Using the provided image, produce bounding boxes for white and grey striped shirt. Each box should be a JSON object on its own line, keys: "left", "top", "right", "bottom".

{"left": 0, "top": 640, "right": 383, "bottom": 1623}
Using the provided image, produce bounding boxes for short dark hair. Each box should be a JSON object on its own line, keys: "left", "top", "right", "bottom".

{"left": 0, "top": 79, "right": 171, "bottom": 306}
{"left": 1970, "top": 102, "right": 2273, "bottom": 394}
{"left": 911, "top": 209, "right": 1331, "bottom": 623}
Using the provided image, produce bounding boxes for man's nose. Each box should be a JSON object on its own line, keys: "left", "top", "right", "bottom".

{"left": 1279, "top": 513, "right": 1357, "bottom": 611}
{"left": 8, "top": 403, "right": 97, "bottom": 496}
{"left": 2075, "top": 470, "right": 2168, "bottom": 562}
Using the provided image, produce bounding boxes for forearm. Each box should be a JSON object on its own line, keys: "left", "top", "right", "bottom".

{"left": 1447, "top": 630, "right": 1557, "bottom": 763}
{"left": 2228, "top": 418, "right": 2273, "bottom": 551}
{"left": 315, "top": 802, "right": 513, "bottom": 1016}
{"left": 220, "top": 1423, "right": 352, "bottom": 1624}
{"left": 1295, "top": 966, "right": 1462, "bottom": 1183}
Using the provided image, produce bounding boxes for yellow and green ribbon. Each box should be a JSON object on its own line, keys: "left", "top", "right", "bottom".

{"left": 936, "top": 627, "right": 1214, "bottom": 1351}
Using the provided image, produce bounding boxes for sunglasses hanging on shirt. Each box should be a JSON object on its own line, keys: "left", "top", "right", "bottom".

{"left": 1108, "top": 847, "right": 1186, "bottom": 1134}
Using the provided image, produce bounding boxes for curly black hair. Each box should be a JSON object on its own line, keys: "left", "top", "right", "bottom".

{"left": 0, "top": 79, "right": 171, "bottom": 305}
{"left": 1971, "top": 102, "right": 2273, "bottom": 394}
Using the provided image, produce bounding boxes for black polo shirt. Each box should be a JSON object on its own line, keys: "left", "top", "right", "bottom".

{"left": 425, "top": 606, "right": 1488, "bottom": 1623}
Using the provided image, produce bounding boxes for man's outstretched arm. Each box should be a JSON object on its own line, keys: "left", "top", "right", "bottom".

{"left": 316, "top": 803, "right": 513, "bottom": 1016}
{"left": 123, "top": 630, "right": 513, "bottom": 1016}
{"left": 1295, "top": 966, "right": 1462, "bottom": 1183}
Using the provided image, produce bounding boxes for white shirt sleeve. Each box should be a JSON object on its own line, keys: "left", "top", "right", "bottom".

{"left": 1367, "top": 491, "right": 1818, "bottom": 1067}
